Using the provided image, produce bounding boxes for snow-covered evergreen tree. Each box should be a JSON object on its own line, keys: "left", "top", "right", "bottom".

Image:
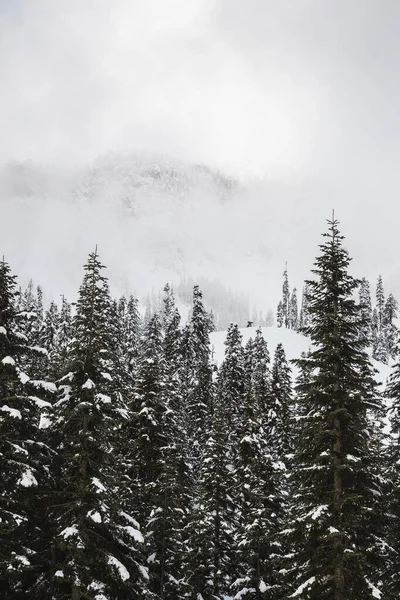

{"left": 299, "top": 284, "right": 310, "bottom": 330}
{"left": 276, "top": 301, "right": 284, "bottom": 328}
{"left": 233, "top": 329, "right": 283, "bottom": 599}
{"left": 185, "top": 388, "right": 235, "bottom": 600}
{"left": 0, "top": 260, "right": 55, "bottom": 598}
{"left": 277, "top": 265, "right": 290, "bottom": 329}
{"left": 359, "top": 277, "right": 373, "bottom": 344}
{"left": 373, "top": 276, "right": 389, "bottom": 363}
{"left": 282, "top": 264, "right": 290, "bottom": 329}
{"left": 217, "top": 323, "right": 245, "bottom": 445}
{"left": 289, "top": 287, "right": 298, "bottom": 331}
{"left": 376, "top": 275, "right": 385, "bottom": 331}
{"left": 51, "top": 295, "right": 72, "bottom": 380}
{"left": 49, "top": 250, "right": 145, "bottom": 599}
{"left": 290, "top": 218, "right": 385, "bottom": 600}
{"left": 383, "top": 293, "right": 399, "bottom": 359}
{"left": 183, "top": 286, "right": 213, "bottom": 468}
{"left": 129, "top": 313, "right": 190, "bottom": 599}
{"left": 270, "top": 343, "right": 293, "bottom": 465}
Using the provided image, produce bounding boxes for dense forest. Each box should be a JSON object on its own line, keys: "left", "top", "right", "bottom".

{"left": 1, "top": 217, "right": 400, "bottom": 599}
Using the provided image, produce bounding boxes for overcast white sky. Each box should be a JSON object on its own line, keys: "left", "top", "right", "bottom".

{"left": 1, "top": 0, "right": 400, "bottom": 304}
{"left": 2, "top": 0, "right": 399, "bottom": 178}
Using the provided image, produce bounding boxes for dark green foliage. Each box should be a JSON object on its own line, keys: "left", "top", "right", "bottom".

{"left": 51, "top": 295, "right": 73, "bottom": 381}
{"left": 383, "top": 293, "right": 399, "bottom": 359}
{"left": 233, "top": 329, "right": 284, "bottom": 599}
{"left": 49, "top": 250, "right": 145, "bottom": 599}
{"left": 359, "top": 277, "right": 373, "bottom": 344}
{"left": 185, "top": 393, "right": 235, "bottom": 600}
{"left": 1, "top": 223, "right": 394, "bottom": 600}
{"left": 183, "top": 286, "right": 214, "bottom": 468}
{"left": 290, "top": 218, "right": 384, "bottom": 600}
{"left": 282, "top": 265, "right": 290, "bottom": 329}
{"left": 217, "top": 323, "right": 245, "bottom": 441}
{"left": 0, "top": 260, "right": 54, "bottom": 599}
{"left": 289, "top": 287, "right": 298, "bottom": 331}
{"left": 299, "top": 283, "right": 310, "bottom": 330}
{"left": 270, "top": 343, "right": 293, "bottom": 464}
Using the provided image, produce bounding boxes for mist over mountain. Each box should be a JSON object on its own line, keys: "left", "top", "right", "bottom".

{"left": 2, "top": 151, "right": 399, "bottom": 321}
{"left": 0, "top": 153, "right": 296, "bottom": 311}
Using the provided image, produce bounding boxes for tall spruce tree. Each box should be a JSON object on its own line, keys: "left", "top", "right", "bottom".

{"left": 290, "top": 217, "right": 384, "bottom": 600}
{"left": 49, "top": 250, "right": 145, "bottom": 599}
{"left": 0, "top": 260, "right": 55, "bottom": 599}
{"left": 217, "top": 323, "right": 245, "bottom": 445}
{"left": 359, "top": 278, "right": 373, "bottom": 344}
{"left": 184, "top": 286, "right": 213, "bottom": 468}
{"left": 383, "top": 293, "right": 399, "bottom": 359}
{"left": 299, "top": 284, "right": 310, "bottom": 330}
{"left": 276, "top": 301, "right": 284, "bottom": 328}
{"left": 233, "top": 328, "right": 283, "bottom": 599}
{"left": 51, "top": 295, "right": 72, "bottom": 380}
{"left": 282, "top": 264, "right": 290, "bottom": 329}
{"left": 376, "top": 276, "right": 385, "bottom": 331}
{"left": 373, "top": 276, "right": 388, "bottom": 363}
{"left": 185, "top": 384, "right": 235, "bottom": 600}
{"left": 277, "top": 265, "right": 290, "bottom": 329}
{"left": 289, "top": 288, "right": 298, "bottom": 331}
{"left": 129, "top": 313, "right": 190, "bottom": 599}
{"left": 270, "top": 343, "right": 293, "bottom": 465}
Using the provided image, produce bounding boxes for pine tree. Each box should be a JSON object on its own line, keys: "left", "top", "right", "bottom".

{"left": 289, "top": 288, "right": 298, "bottom": 331}
{"left": 270, "top": 343, "right": 293, "bottom": 465}
{"left": 51, "top": 295, "right": 72, "bottom": 380}
{"left": 208, "top": 309, "right": 216, "bottom": 333}
{"left": 18, "top": 281, "right": 42, "bottom": 347}
{"left": 35, "top": 300, "right": 60, "bottom": 379}
{"left": 217, "top": 323, "right": 245, "bottom": 444}
{"left": 184, "top": 286, "right": 213, "bottom": 468}
{"left": 41, "top": 301, "right": 59, "bottom": 355}
{"left": 359, "top": 278, "right": 373, "bottom": 344}
{"left": 0, "top": 260, "right": 54, "bottom": 598}
{"left": 376, "top": 275, "right": 385, "bottom": 331}
{"left": 123, "top": 295, "right": 141, "bottom": 372}
{"left": 383, "top": 293, "right": 399, "bottom": 359}
{"left": 299, "top": 284, "right": 310, "bottom": 330}
{"left": 129, "top": 314, "right": 190, "bottom": 599}
{"left": 244, "top": 337, "right": 255, "bottom": 395}
{"left": 50, "top": 250, "right": 145, "bottom": 599}
{"left": 185, "top": 389, "right": 235, "bottom": 600}
{"left": 282, "top": 264, "right": 290, "bottom": 329}
{"left": 289, "top": 217, "right": 385, "bottom": 600}
{"left": 373, "top": 276, "right": 389, "bottom": 363}
{"left": 250, "top": 329, "right": 271, "bottom": 416}
{"left": 276, "top": 301, "right": 284, "bottom": 328}
{"left": 161, "top": 284, "right": 175, "bottom": 331}
{"left": 233, "top": 328, "right": 283, "bottom": 599}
